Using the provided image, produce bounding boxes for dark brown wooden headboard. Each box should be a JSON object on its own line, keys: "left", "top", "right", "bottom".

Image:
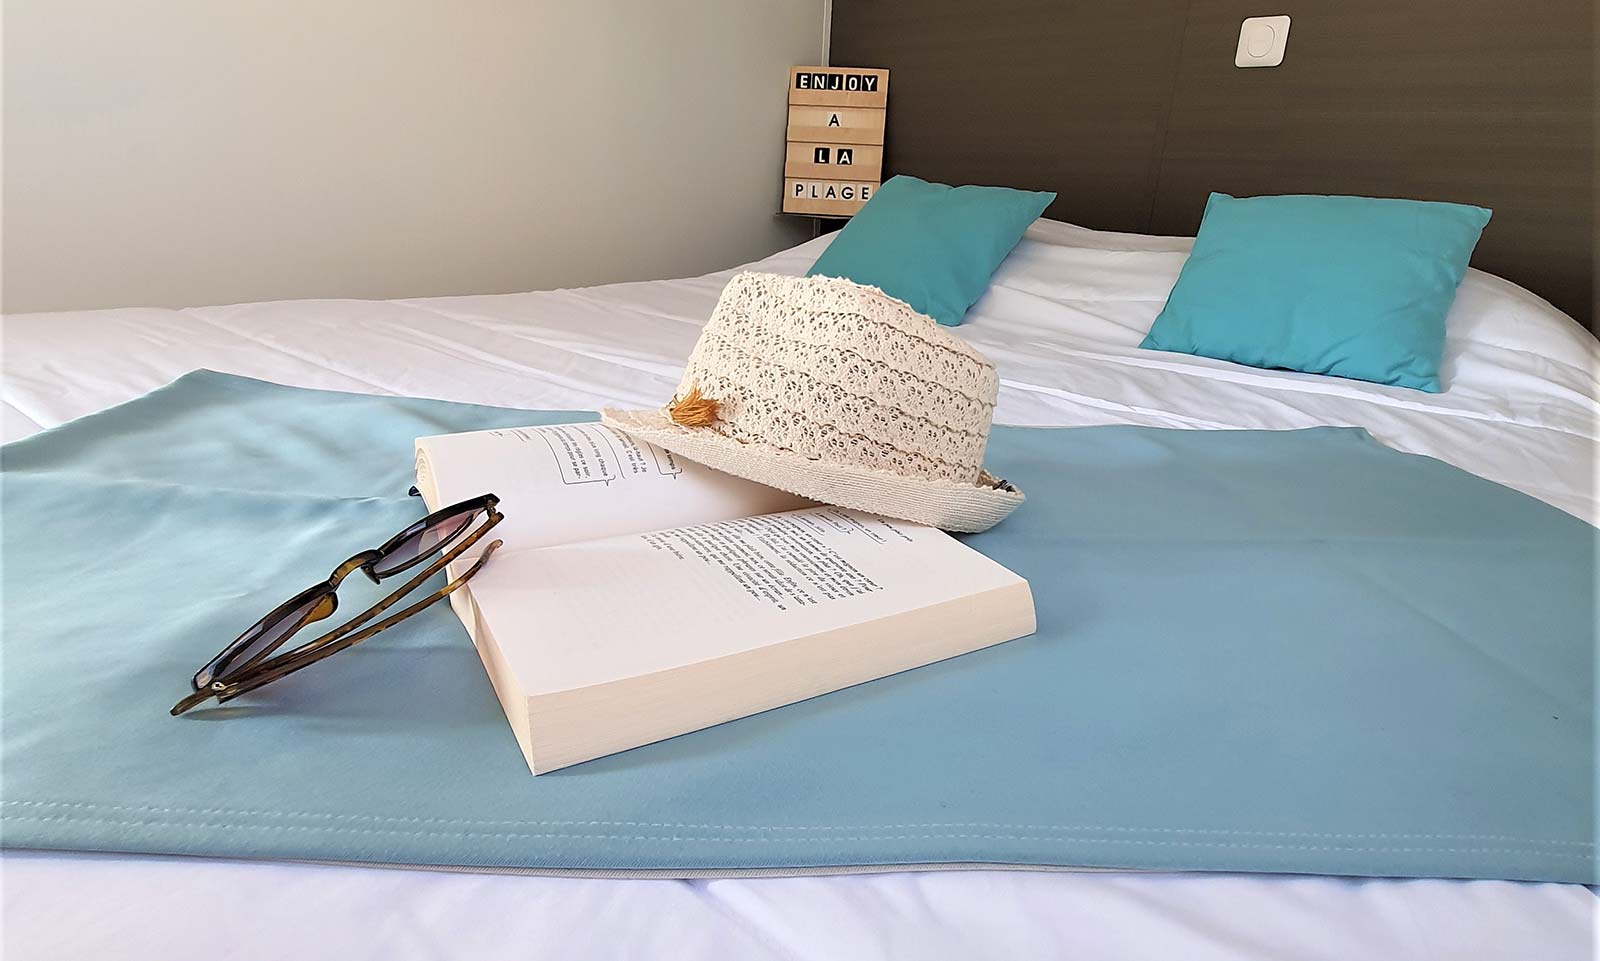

{"left": 830, "top": 0, "right": 1596, "bottom": 331}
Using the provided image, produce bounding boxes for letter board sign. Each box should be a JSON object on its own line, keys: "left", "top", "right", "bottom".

{"left": 783, "top": 66, "right": 887, "bottom": 217}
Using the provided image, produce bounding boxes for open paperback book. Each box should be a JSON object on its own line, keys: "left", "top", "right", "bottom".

{"left": 414, "top": 421, "right": 1036, "bottom": 774}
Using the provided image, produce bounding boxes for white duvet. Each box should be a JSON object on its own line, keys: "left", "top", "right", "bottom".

{"left": 3, "top": 222, "right": 1596, "bottom": 960}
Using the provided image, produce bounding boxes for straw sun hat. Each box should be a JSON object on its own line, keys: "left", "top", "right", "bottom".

{"left": 601, "top": 272, "right": 1023, "bottom": 533}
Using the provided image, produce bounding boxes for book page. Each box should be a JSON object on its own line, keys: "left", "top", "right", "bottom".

{"left": 465, "top": 506, "right": 1028, "bottom": 695}
{"left": 414, "top": 422, "right": 808, "bottom": 552}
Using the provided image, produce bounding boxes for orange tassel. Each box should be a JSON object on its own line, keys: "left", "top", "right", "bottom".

{"left": 668, "top": 384, "right": 719, "bottom": 428}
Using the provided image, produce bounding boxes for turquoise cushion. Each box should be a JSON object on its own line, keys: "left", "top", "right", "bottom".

{"left": 807, "top": 175, "right": 1055, "bottom": 326}
{"left": 1140, "top": 193, "right": 1491, "bottom": 392}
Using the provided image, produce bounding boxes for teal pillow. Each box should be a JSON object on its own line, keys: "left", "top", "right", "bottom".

{"left": 807, "top": 175, "right": 1055, "bottom": 326}
{"left": 1140, "top": 193, "right": 1491, "bottom": 392}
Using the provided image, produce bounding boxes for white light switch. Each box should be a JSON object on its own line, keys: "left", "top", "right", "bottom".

{"left": 1235, "top": 16, "right": 1291, "bottom": 68}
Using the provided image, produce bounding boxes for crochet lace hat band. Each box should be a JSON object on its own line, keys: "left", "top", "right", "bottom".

{"left": 600, "top": 272, "right": 1024, "bottom": 533}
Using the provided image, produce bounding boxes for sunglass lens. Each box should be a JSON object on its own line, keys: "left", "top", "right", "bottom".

{"left": 193, "top": 589, "right": 327, "bottom": 689}
{"left": 370, "top": 510, "right": 476, "bottom": 577}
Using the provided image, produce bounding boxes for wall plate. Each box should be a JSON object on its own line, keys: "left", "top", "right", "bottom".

{"left": 1235, "top": 16, "right": 1291, "bottom": 68}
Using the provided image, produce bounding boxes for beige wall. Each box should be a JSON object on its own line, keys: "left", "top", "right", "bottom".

{"left": 1, "top": 1, "right": 823, "bottom": 312}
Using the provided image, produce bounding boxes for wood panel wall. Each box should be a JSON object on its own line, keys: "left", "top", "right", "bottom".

{"left": 830, "top": 0, "right": 1596, "bottom": 330}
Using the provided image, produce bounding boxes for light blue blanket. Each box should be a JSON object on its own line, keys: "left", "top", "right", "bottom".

{"left": 2, "top": 371, "right": 1593, "bottom": 882}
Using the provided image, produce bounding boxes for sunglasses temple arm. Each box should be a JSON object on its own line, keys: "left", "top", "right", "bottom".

{"left": 170, "top": 687, "right": 215, "bottom": 716}
{"left": 171, "top": 514, "right": 502, "bottom": 717}
{"left": 285, "top": 514, "right": 501, "bottom": 657}
{"left": 213, "top": 537, "right": 503, "bottom": 705}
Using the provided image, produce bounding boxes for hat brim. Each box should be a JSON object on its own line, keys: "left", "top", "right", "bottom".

{"left": 600, "top": 408, "right": 1024, "bottom": 534}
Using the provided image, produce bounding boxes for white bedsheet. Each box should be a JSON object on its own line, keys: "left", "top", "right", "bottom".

{"left": 6, "top": 223, "right": 1597, "bottom": 524}
{"left": 4, "top": 223, "right": 1596, "bottom": 959}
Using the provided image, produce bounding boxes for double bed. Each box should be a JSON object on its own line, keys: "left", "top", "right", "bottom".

{"left": 4, "top": 221, "right": 1596, "bottom": 958}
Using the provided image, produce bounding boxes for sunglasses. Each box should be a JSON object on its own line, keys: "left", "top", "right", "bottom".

{"left": 171, "top": 493, "right": 503, "bottom": 716}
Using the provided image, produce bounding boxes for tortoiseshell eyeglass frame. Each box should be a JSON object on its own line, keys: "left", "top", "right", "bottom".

{"left": 171, "top": 493, "right": 504, "bottom": 716}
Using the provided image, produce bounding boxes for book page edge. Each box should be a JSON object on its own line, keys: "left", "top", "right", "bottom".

{"left": 520, "top": 578, "right": 1037, "bottom": 774}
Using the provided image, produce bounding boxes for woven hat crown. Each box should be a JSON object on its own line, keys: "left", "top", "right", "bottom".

{"left": 671, "top": 272, "right": 1000, "bottom": 485}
